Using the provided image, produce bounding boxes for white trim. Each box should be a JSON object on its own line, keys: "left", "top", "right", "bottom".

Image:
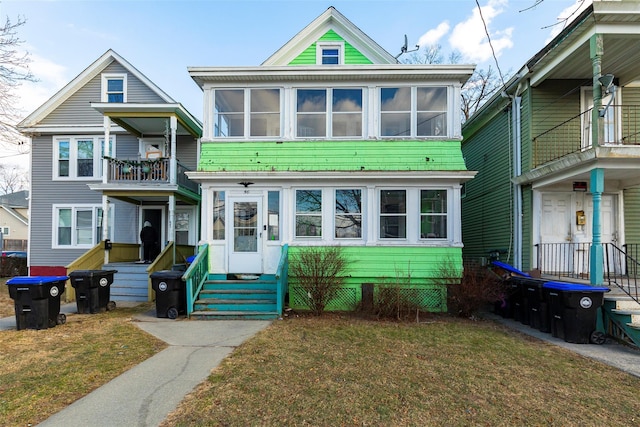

{"left": 316, "top": 41, "right": 345, "bottom": 65}
{"left": 52, "top": 204, "right": 111, "bottom": 249}
{"left": 51, "top": 135, "right": 116, "bottom": 181}
{"left": 101, "top": 73, "right": 128, "bottom": 103}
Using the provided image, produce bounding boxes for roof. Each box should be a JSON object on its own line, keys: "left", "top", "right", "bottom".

{"left": 17, "top": 49, "right": 177, "bottom": 129}
{"left": 0, "top": 190, "right": 28, "bottom": 208}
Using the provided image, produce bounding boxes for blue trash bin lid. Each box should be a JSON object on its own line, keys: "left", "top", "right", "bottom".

{"left": 491, "top": 261, "right": 531, "bottom": 277}
{"left": 6, "top": 275, "right": 69, "bottom": 286}
{"left": 542, "top": 281, "right": 609, "bottom": 292}
{"left": 186, "top": 255, "right": 196, "bottom": 263}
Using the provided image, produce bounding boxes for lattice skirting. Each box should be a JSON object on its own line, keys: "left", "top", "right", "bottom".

{"left": 289, "top": 283, "right": 446, "bottom": 312}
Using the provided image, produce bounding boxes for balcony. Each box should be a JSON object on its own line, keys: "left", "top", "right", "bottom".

{"left": 105, "top": 156, "right": 199, "bottom": 194}
{"left": 532, "top": 105, "right": 640, "bottom": 168}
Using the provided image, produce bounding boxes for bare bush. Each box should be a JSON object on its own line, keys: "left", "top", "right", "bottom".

{"left": 369, "top": 269, "right": 422, "bottom": 321}
{"left": 289, "top": 246, "right": 347, "bottom": 316}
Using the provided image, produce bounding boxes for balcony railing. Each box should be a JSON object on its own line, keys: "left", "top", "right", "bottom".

{"left": 532, "top": 105, "right": 640, "bottom": 167}
{"left": 105, "top": 157, "right": 198, "bottom": 193}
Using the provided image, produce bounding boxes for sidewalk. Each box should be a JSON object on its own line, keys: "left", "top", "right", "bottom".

{"left": 0, "top": 303, "right": 271, "bottom": 427}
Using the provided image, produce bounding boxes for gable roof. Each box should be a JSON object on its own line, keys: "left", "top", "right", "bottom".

{"left": 262, "top": 7, "right": 397, "bottom": 66}
{"left": 0, "top": 190, "right": 28, "bottom": 208}
{"left": 18, "top": 49, "right": 176, "bottom": 129}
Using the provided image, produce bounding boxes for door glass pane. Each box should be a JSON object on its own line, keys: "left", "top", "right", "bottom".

{"left": 234, "top": 202, "right": 257, "bottom": 252}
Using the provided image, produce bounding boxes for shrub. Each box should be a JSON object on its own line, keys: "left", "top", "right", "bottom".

{"left": 369, "top": 269, "right": 422, "bottom": 321}
{"left": 434, "top": 259, "right": 506, "bottom": 318}
{"left": 289, "top": 246, "right": 347, "bottom": 316}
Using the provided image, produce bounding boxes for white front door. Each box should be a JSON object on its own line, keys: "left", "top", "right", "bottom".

{"left": 587, "top": 194, "right": 619, "bottom": 274}
{"left": 228, "top": 196, "right": 263, "bottom": 273}
{"left": 540, "top": 193, "right": 573, "bottom": 274}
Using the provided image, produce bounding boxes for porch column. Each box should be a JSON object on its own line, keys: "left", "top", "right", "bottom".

{"left": 590, "top": 33, "right": 604, "bottom": 149}
{"left": 102, "top": 195, "right": 110, "bottom": 265}
{"left": 169, "top": 194, "right": 176, "bottom": 264}
{"left": 170, "top": 116, "right": 177, "bottom": 185}
{"left": 103, "top": 116, "right": 111, "bottom": 184}
{"left": 590, "top": 168, "right": 604, "bottom": 286}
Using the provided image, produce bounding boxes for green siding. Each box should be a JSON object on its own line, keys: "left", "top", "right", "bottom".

{"left": 199, "top": 140, "right": 467, "bottom": 172}
{"left": 624, "top": 186, "right": 640, "bottom": 243}
{"left": 289, "top": 30, "right": 373, "bottom": 65}
{"left": 288, "top": 245, "right": 460, "bottom": 312}
{"left": 461, "top": 106, "right": 514, "bottom": 263}
{"left": 521, "top": 185, "right": 533, "bottom": 271}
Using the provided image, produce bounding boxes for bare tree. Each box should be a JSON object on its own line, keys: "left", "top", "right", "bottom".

{"left": 0, "top": 16, "right": 36, "bottom": 149}
{"left": 402, "top": 44, "right": 506, "bottom": 121}
{"left": 0, "top": 164, "right": 28, "bottom": 195}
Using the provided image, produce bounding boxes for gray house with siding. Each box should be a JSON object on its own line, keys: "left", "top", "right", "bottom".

{"left": 18, "top": 50, "right": 202, "bottom": 300}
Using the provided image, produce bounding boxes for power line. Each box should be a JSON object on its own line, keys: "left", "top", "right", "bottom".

{"left": 474, "top": 0, "right": 507, "bottom": 91}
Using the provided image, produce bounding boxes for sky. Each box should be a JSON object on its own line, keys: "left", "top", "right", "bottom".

{"left": 0, "top": 0, "right": 590, "bottom": 171}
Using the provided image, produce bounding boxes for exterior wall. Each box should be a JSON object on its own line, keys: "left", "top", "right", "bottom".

{"left": 288, "top": 245, "right": 459, "bottom": 312}
{"left": 521, "top": 184, "right": 534, "bottom": 271}
{"left": 461, "top": 106, "right": 514, "bottom": 263}
{"left": 624, "top": 186, "right": 640, "bottom": 244}
{"left": 0, "top": 208, "right": 27, "bottom": 240}
{"left": 41, "top": 62, "right": 165, "bottom": 127}
{"left": 176, "top": 135, "right": 198, "bottom": 170}
{"left": 199, "top": 140, "right": 466, "bottom": 172}
{"left": 289, "top": 30, "right": 373, "bottom": 65}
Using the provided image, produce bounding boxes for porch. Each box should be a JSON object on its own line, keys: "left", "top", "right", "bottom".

{"left": 103, "top": 156, "right": 198, "bottom": 194}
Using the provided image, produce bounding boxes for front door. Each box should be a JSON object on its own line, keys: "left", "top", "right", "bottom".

{"left": 540, "top": 193, "right": 573, "bottom": 274}
{"left": 228, "top": 196, "right": 263, "bottom": 274}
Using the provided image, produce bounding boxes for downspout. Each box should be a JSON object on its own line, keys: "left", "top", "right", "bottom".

{"left": 170, "top": 116, "right": 178, "bottom": 265}
{"left": 512, "top": 92, "right": 523, "bottom": 270}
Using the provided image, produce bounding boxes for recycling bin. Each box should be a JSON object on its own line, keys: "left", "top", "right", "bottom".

{"left": 491, "top": 261, "right": 545, "bottom": 326}
{"left": 5, "top": 276, "right": 69, "bottom": 330}
{"left": 543, "top": 281, "right": 610, "bottom": 344}
{"left": 151, "top": 270, "right": 185, "bottom": 319}
{"left": 69, "top": 270, "right": 118, "bottom": 314}
{"left": 524, "top": 278, "right": 550, "bottom": 332}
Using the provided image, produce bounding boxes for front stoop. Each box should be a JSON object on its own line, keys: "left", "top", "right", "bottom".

{"left": 191, "top": 275, "right": 279, "bottom": 320}
{"left": 603, "top": 289, "right": 640, "bottom": 348}
{"left": 104, "top": 263, "right": 150, "bottom": 302}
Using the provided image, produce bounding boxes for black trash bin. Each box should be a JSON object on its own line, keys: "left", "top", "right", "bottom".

{"left": 543, "top": 281, "right": 610, "bottom": 344}
{"left": 69, "top": 270, "right": 118, "bottom": 314}
{"left": 492, "top": 261, "right": 545, "bottom": 326}
{"left": 5, "top": 276, "right": 69, "bottom": 330}
{"left": 151, "top": 270, "right": 185, "bottom": 319}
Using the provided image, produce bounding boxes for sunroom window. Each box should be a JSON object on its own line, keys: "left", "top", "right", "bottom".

{"left": 296, "top": 88, "right": 362, "bottom": 138}
{"left": 335, "top": 189, "right": 362, "bottom": 238}
{"left": 213, "top": 89, "right": 281, "bottom": 138}
{"left": 295, "top": 189, "right": 322, "bottom": 237}
{"left": 380, "top": 86, "right": 448, "bottom": 137}
{"left": 420, "top": 190, "right": 447, "bottom": 239}
{"left": 379, "top": 190, "right": 406, "bottom": 239}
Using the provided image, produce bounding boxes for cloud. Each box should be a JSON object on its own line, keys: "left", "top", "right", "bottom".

{"left": 449, "top": 0, "right": 513, "bottom": 63}
{"left": 16, "top": 51, "right": 69, "bottom": 118}
{"left": 417, "top": 21, "right": 450, "bottom": 48}
{"left": 546, "top": 0, "right": 592, "bottom": 43}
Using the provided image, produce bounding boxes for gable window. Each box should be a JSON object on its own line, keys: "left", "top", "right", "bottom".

{"left": 420, "top": 190, "right": 447, "bottom": 239}
{"left": 102, "top": 74, "right": 127, "bottom": 103}
{"left": 295, "top": 189, "right": 322, "bottom": 237}
{"left": 380, "top": 86, "right": 448, "bottom": 137}
{"left": 296, "top": 88, "right": 362, "bottom": 138}
{"left": 53, "top": 205, "right": 112, "bottom": 248}
{"left": 213, "top": 88, "right": 281, "bottom": 138}
{"left": 335, "top": 189, "right": 362, "bottom": 238}
{"left": 380, "top": 190, "right": 406, "bottom": 239}
{"left": 317, "top": 42, "right": 344, "bottom": 65}
{"left": 54, "top": 136, "right": 114, "bottom": 180}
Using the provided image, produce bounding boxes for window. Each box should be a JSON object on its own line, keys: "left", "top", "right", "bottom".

{"left": 380, "top": 190, "right": 406, "bottom": 239}
{"left": 213, "top": 89, "right": 281, "bottom": 138}
{"left": 317, "top": 42, "right": 343, "bottom": 65}
{"left": 296, "top": 88, "right": 362, "bottom": 138}
{"left": 420, "top": 190, "right": 447, "bottom": 239}
{"left": 380, "top": 86, "right": 448, "bottom": 137}
{"left": 268, "top": 191, "right": 280, "bottom": 241}
{"left": 296, "top": 190, "right": 322, "bottom": 237}
{"left": 53, "top": 205, "right": 111, "bottom": 248}
{"left": 53, "top": 136, "right": 114, "bottom": 179}
{"left": 1, "top": 226, "right": 8, "bottom": 236}
{"left": 212, "top": 191, "right": 225, "bottom": 240}
{"left": 335, "top": 189, "right": 362, "bottom": 238}
{"left": 102, "top": 74, "right": 127, "bottom": 103}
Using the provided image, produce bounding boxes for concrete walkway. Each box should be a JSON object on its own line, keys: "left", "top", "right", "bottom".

{"left": 0, "top": 303, "right": 271, "bottom": 427}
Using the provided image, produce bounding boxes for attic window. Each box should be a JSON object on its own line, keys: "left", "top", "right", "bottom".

{"left": 102, "top": 74, "right": 127, "bottom": 103}
{"left": 317, "top": 42, "right": 344, "bottom": 65}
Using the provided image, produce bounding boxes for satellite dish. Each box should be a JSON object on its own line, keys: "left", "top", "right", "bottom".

{"left": 395, "top": 34, "right": 419, "bottom": 59}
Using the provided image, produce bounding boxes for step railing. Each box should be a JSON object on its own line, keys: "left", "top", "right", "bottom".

{"left": 184, "top": 244, "right": 209, "bottom": 317}
{"left": 275, "top": 244, "right": 289, "bottom": 316}
{"left": 604, "top": 243, "right": 640, "bottom": 304}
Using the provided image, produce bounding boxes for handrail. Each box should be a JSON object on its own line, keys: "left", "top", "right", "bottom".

{"left": 275, "top": 244, "right": 289, "bottom": 316}
{"left": 184, "top": 244, "right": 209, "bottom": 317}
{"left": 604, "top": 243, "right": 640, "bottom": 304}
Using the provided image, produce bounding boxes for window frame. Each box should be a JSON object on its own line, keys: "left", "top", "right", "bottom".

{"left": 295, "top": 87, "right": 364, "bottom": 138}
{"left": 378, "top": 189, "right": 407, "bottom": 240}
{"left": 316, "top": 42, "right": 344, "bottom": 65}
{"left": 334, "top": 188, "right": 363, "bottom": 239}
{"left": 1, "top": 226, "right": 9, "bottom": 236}
{"left": 212, "top": 88, "right": 283, "bottom": 139}
{"left": 379, "top": 86, "right": 449, "bottom": 138}
{"left": 295, "top": 189, "right": 323, "bottom": 238}
{"left": 52, "top": 204, "right": 113, "bottom": 249}
{"left": 52, "top": 136, "right": 115, "bottom": 180}
{"left": 419, "top": 189, "right": 448, "bottom": 240}
{"left": 101, "top": 73, "right": 127, "bottom": 103}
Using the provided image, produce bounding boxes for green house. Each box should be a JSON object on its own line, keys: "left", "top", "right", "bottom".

{"left": 186, "top": 7, "right": 475, "bottom": 316}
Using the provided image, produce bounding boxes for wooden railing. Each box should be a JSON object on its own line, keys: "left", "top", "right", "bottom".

{"left": 276, "top": 244, "right": 289, "bottom": 315}
{"left": 532, "top": 105, "right": 640, "bottom": 167}
{"left": 184, "top": 244, "right": 209, "bottom": 317}
{"left": 105, "top": 157, "right": 198, "bottom": 194}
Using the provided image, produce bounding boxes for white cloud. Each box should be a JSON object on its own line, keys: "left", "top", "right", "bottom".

{"left": 546, "top": 0, "right": 592, "bottom": 43}
{"left": 17, "top": 52, "right": 69, "bottom": 117}
{"left": 449, "top": 0, "right": 513, "bottom": 63}
{"left": 417, "top": 21, "right": 450, "bottom": 48}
